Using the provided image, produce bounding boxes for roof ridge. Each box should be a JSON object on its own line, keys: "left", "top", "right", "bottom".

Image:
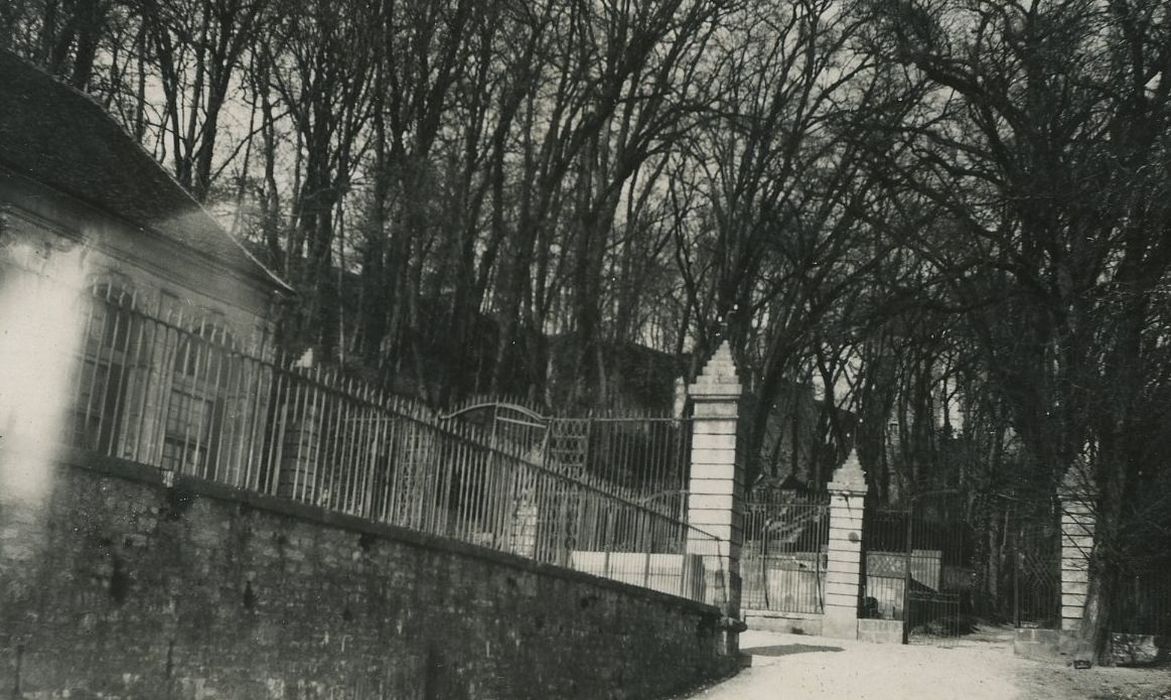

{"left": 0, "top": 49, "right": 291, "bottom": 293}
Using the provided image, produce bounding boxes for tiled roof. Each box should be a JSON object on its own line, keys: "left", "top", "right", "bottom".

{"left": 0, "top": 50, "right": 289, "bottom": 292}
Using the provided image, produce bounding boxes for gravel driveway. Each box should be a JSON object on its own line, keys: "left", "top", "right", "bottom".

{"left": 683, "top": 630, "right": 1171, "bottom": 699}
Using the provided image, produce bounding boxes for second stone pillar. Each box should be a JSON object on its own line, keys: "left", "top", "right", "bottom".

{"left": 823, "top": 450, "right": 868, "bottom": 639}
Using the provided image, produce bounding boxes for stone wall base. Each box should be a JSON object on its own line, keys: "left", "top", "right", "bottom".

{"left": 1109, "top": 633, "right": 1170, "bottom": 667}
{"left": 822, "top": 608, "right": 859, "bottom": 639}
{"left": 743, "top": 610, "right": 824, "bottom": 636}
{"left": 857, "top": 618, "right": 903, "bottom": 644}
{"left": 1015, "top": 628, "right": 1171, "bottom": 667}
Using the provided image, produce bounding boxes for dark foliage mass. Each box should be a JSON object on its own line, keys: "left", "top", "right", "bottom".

{"left": 4, "top": 0, "right": 1171, "bottom": 661}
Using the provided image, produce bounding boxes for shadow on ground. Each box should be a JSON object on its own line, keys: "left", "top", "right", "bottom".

{"left": 741, "top": 644, "right": 844, "bottom": 657}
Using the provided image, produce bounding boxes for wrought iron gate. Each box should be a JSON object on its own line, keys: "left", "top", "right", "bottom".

{"left": 742, "top": 489, "right": 831, "bottom": 613}
{"left": 861, "top": 506, "right": 909, "bottom": 626}
{"left": 1010, "top": 501, "right": 1062, "bottom": 630}
{"left": 904, "top": 505, "right": 971, "bottom": 641}
{"left": 861, "top": 493, "right": 973, "bottom": 643}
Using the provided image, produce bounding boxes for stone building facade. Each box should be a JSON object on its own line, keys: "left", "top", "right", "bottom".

{"left": 0, "top": 50, "right": 288, "bottom": 477}
{"left": 0, "top": 49, "right": 287, "bottom": 333}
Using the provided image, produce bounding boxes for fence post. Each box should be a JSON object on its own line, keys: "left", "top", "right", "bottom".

{"left": 686, "top": 341, "right": 745, "bottom": 628}
{"left": 823, "top": 450, "right": 868, "bottom": 640}
{"left": 1059, "top": 466, "right": 1096, "bottom": 632}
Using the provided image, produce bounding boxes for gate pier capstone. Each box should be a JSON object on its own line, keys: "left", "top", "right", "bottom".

{"left": 686, "top": 340, "right": 745, "bottom": 649}
{"left": 823, "top": 450, "right": 868, "bottom": 639}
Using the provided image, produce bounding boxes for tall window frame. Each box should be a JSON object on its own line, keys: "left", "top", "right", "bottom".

{"left": 161, "top": 316, "right": 236, "bottom": 478}
{"left": 72, "top": 279, "right": 138, "bottom": 456}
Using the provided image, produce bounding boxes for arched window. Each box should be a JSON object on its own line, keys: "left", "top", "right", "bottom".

{"left": 161, "top": 318, "right": 236, "bottom": 478}
{"left": 72, "top": 280, "right": 138, "bottom": 455}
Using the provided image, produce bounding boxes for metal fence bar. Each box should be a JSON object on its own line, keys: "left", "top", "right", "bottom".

{"left": 862, "top": 507, "right": 916, "bottom": 625}
{"left": 439, "top": 403, "right": 693, "bottom": 518}
{"left": 1113, "top": 573, "right": 1171, "bottom": 636}
{"left": 741, "top": 490, "right": 831, "bottom": 614}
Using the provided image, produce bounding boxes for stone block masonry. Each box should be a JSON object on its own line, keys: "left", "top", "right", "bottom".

{"left": 1058, "top": 466, "right": 1096, "bottom": 633}
{"left": 821, "top": 450, "right": 868, "bottom": 641}
{"left": 0, "top": 450, "right": 733, "bottom": 699}
{"left": 686, "top": 340, "right": 745, "bottom": 623}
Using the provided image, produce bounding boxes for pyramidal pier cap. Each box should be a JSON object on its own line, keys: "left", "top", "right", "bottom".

{"left": 689, "top": 340, "right": 741, "bottom": 398}
{"left": 829, "top": 448, "right": 867, "bottom": 495}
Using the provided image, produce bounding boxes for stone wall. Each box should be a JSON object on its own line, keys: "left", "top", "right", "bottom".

{"left": 0, "top": 451, "right": 732, "bottom": 699}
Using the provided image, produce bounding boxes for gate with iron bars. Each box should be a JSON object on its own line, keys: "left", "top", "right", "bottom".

{"left": 439, "top": 400, "right": 693, "bottom": 519}
{"left": 742, "top": 488, "right": 831, "bottom": 614}
{"left": 862, "top": 492, "right": 973, "bottom": 643}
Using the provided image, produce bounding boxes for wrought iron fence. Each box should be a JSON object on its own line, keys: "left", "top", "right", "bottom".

{"left": 1011, "top": 521, "right": 1061, "bottom": 629}
{"left": 56, "top": 286, "right": 728, "bottom": 607}
{"left": 1114, "top": 572, "right": 1171, "bottom": 637}
{"left": 439, "top": 400, "right": 692, "bottom": 519}
{"left": 741, "top": 490, "right": 830, "bottom": 613}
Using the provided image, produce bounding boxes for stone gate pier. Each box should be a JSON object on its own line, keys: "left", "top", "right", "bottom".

{"left": 685, "top": 341, "right": 747, "bottom": 650}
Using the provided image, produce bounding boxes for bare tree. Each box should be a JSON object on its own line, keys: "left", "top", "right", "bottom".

{"left": 136, "top": 0, "right": 271, "bottom": 200}
{"left": 264, "top": 0, "right": 376, "bottom": 358}
{"left": 667, "top": 0, "right": 914, "bottom": 483}
{"left": 858, "top": 0, "right": 1171, "bottom": 660}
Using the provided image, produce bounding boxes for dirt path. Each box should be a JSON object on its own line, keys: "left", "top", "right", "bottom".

{"left": 683, "top": 630, "right": 1171, "bottom": 700}
{"left": 1015, "top": 657, "right": 1171, "bottom": 699}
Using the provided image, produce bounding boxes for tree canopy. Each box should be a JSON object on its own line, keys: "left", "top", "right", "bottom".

{"left": 5, "top": 0, "right": 1171, "bottom": 659}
